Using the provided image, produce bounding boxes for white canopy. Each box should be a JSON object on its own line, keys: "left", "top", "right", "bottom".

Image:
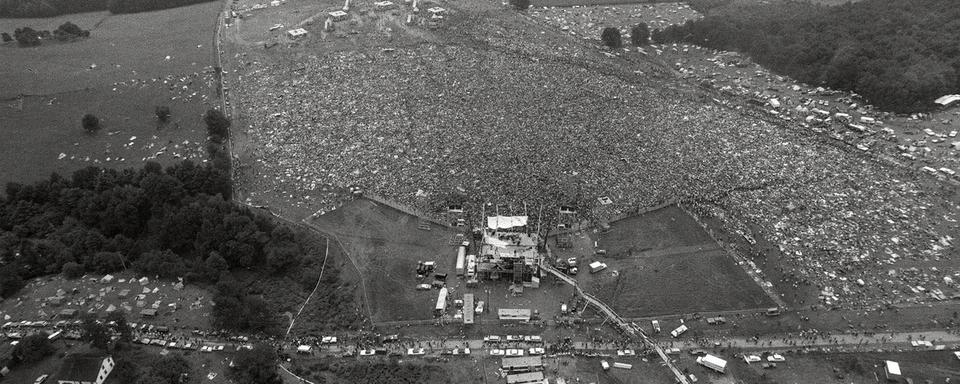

{"left": 487, "top": 216, "right": 527, "bottom": 230}
{"left": 935, "top": 94, "right": 960, "bottom": 106}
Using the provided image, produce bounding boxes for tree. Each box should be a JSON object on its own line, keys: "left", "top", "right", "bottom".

{"left": 82, "top": 114, "right": 100, "bottom": 133}
{"left": 155, "top": 106, "right": 171, "bottom": 123}
{"left": 143, "top": 354, "right": 190, "bottom": 384}
{"left": 0, "top": 265, "right": 24, "bottom": 298}
{"left": 601, "top": 27, "right": 622, "bottom": 49}
{"left": 508, "top": 0, "right": 529, "bottom": 11}
{"left": 81, "top": 315, "right": 111, "bottom": 350}
{"left": 62, "top": 261, "right": 85, "bottom": 278}
{"left": 203, "top": 109, "right": 231, "bottom": 139}
{"left": 12, "top": 332, "right": 54, "bottom": 364}
{"left": 106, "top": 311, "right": 132, "bottom": 342}
{"left": 1, "top": 32, "right": 11, "bottom": 42}
{"left": 112, "top": 358, "right": 140, "bottom": 383}
{"left": 13, "top": 27, "right": 41, "bottom": 47}
{"left": 53, "top": 22, "right": 87, "bottom": 40}
{"left": 204, "top": 252, "right": 228, "bottom": 281}
{"left": 631, "top": 23, "right": 649, "bottom": 46}
{"left": 265, "top": 226, "right": 301, "bottom": 273}
{"left": 230, "top": 343, "right": 281, "bottom": 384}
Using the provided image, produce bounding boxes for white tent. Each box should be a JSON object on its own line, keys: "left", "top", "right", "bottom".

{"left": 934, "top": 94, "right": 960, "bottom": 106}
{"left": 487, "top": 216, "right": 527, "bottom": 230}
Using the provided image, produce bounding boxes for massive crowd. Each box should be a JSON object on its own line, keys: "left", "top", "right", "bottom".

{"left": 233, "top": 2, "right": 959, "bottom": 310}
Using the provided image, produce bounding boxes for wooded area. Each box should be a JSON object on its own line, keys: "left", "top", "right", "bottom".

{"left": 653, "top": 0, "right": 960, "bottom": 113}
{"left": 0, "top": 160, "right": 359, "bottom": 333}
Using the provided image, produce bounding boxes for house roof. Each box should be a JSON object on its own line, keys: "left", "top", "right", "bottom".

{"left": 55, "top": 353, "right": 108, "bottom": 382}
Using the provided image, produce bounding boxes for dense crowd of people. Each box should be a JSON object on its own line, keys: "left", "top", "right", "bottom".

{"left": 234, "top": 2, "right": 959, "bottom": 310}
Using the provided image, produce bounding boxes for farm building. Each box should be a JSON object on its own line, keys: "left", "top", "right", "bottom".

{"left": 502, "top": 356, "right": 543, "bottom": 373}
{"left": 53, "top": 353, "right": 115, "bottom": 384}
{"left": 477, "top": 216, "right": 543, "bottom": 287}
{"left": 498, "top": 308, "right": 532, "bottom": 322}
{"left": 287, "top": 28, "right": 308, "bottom": 38}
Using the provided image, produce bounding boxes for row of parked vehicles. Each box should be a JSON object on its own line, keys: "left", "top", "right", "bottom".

{"left": 482, "top": 335, "right": 543, "bottom": 343}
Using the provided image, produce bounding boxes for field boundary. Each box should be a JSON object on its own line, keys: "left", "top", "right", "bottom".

{"left": 285, "top": 237, "right": 331, "bottom": 337}
{"left": 362, "top": 193, "right": 455, "bottom": 229}
{"left": 301, "top": 214, "right": 376, "bottom": 324}
{"left": 677, "top": 203, "right": 787, "bottom": 309}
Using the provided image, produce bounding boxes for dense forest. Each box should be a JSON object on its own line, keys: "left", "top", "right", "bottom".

{"left": 0, "top": 0, "right": 215, "bottom": 18}
{"left": 0, "top": 160, "right": 358, "bottom": 333}
{"left": 653, "top": 0, "right": 960, "bottom": 113}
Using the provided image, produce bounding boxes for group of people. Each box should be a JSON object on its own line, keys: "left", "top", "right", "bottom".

{"left": 233, "top": 5, "right": 959, "bottom": 313}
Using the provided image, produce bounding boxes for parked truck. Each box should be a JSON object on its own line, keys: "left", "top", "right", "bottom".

{"left": 455, "top": 246, "right": 466, "bottom": 276}
{"left": 697, "top": 354, "right": 727, "bottom": 373}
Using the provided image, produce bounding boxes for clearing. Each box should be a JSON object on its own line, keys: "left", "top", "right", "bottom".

{"left": 0, "top": 2, "right": 221, "bottom": 186}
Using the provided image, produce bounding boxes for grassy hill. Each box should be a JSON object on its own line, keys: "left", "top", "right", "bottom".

{"left": 231, "top": 0, "right": 960, "bottom": 309}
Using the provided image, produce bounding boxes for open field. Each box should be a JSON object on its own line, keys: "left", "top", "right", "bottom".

{"left": 307, "top": 198, "right": 588, "bottom": 324}
{"left": 552, "top": 206, "right": 774, "bottom": 317}
{"left": 306, "top": 198, "right": 460, "bottom": 323}
{"left": 0, "top": 2, "right": 220, "bottom": 186}
{"left": 595, "top": 205, "right": 715, "bottom": 258}
{"left": 740, "top": 350, "right": 960, "bottom": 383}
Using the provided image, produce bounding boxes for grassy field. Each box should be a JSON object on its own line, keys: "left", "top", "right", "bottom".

{"left": 739, "top": 350, "right": 960, "bottom": 383}
{"left": 0, "top": 273, "right": 214, "bottom": 329}
{"left": 0, "top": 2, "right": 220, "bottom": 186}
{"left": 553, "top": 206, "right": 774, "bottom": 317}
{"left": 306, "top": 198, "right": 460, "bottom": 323}
{"left": 306, "top": 198, "right": 594, "bottom": 325}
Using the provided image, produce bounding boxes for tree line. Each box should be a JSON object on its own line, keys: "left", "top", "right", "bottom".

{"left": 2, "top": 22, "right": 89, "bottom": 47}
{"left": 0, "top": 156, "right": 356, "bottom": 334}
{"left": 0, "top": 0, "right": 215, "bottom": 18}
{"left": 651, "top": 0, "right": 960, "bottom": 113}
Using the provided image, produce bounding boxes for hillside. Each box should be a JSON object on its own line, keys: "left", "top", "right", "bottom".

{"left": 231, "top": 0, "right": 960, "bottom": 309}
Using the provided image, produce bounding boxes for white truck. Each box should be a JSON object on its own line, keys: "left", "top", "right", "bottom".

{"left": 697, "top": 354, "right": 727, "bottom": 373}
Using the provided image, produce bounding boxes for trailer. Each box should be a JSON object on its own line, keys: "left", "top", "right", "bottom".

{"left": 589, "top": 261, "right": 607, "bottom": 273}
{"left": 435, "top": 287, "right": 448, "bottom": 316}
{"left": 613, "top": 362, "right": 632, "bottom": 370}
{"left": 697, "top": 354, "right": 727, "bottom": 373}
{"left": 670, "top": 324, "right": 688, "bottom": 338}
{"left": 456, "top": 246, "right": 466, "bottom": 276}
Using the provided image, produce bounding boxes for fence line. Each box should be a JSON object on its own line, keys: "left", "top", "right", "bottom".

{"left": 361, "top": 193, "right": 454, "bottom": 229}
